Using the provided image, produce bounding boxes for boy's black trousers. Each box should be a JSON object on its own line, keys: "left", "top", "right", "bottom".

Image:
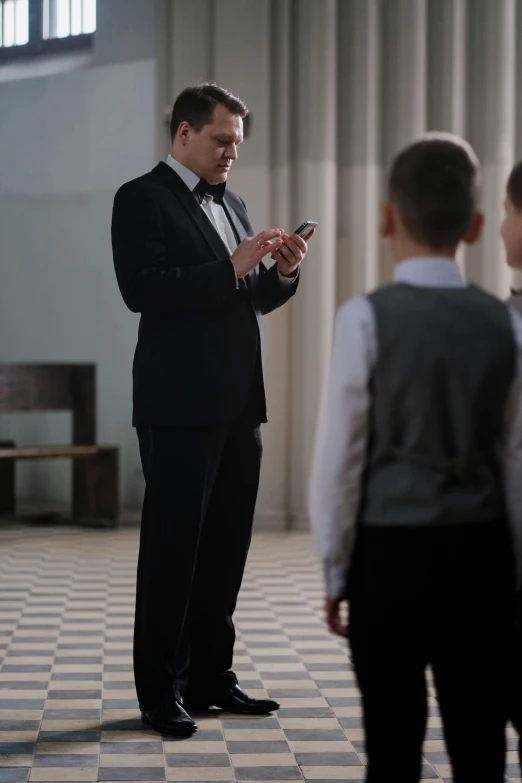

{"left": 348, "top": 522, "right": 516, "bottom": 783}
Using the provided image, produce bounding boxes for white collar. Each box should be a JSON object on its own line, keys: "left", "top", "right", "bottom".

{"left": 394, "top": 257, "right": 466, "bottom": 288}
{"left": 166, "top": 155, "right": 200, "bottom": 192}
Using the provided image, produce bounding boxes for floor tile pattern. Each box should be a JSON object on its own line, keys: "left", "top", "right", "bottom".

{"left": 0, "top": 525, "right": 517, "bottom": 783}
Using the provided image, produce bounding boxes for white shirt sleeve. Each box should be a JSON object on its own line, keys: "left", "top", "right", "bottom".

{"left": 308, "top": 297, "right": 376, "bottom": 598}
{"left": 277, "top": 268, "right": 298, "bottom": 286}
{"left": 503, "top": 306, "right": 522, "bottom": 589}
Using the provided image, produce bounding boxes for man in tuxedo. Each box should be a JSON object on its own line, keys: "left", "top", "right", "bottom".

{"left": 111, "top": 83, "right": 311, "bottom": 737}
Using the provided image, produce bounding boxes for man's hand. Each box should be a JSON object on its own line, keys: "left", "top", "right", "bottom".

{"left": 232, "top": 230, "right": 284, "bottom": 279}
{"left": 272, "top": 228, "right": 316, "bottom": 276}
{"left": 324, "top": 596, "right": 348, "bottom": 638}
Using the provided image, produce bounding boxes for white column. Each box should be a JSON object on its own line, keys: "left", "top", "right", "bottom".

{"left": 516, "top": 0, "right": 522, "bottom": 161}
{"left": 380, "top": 0, "right": 428, "bottom": 281}
{"left": 427, "top": 0, "right": 468, "bottom": 272}
{"left": 427, "top": 0, "right": 466, "bottom": 134}
{"left": 155, "top": 0, "right": 171, "bottom": 161}
{"left": 466, "top": 0, "right": 516, "bottom": 295}
{"left": 287, "top": 0, "right": 338, "bottom": 529}
{"left": 381, "top": 0, "right": 428, "bottom": 162}
{"left": 169, "top": 0, "right": 214, "bottom": 99}
{"left": 337, "top": 0, "right": 381, "bottom": 304}
{"left": 268, "top": 0, "right": 294, "bottom": 529}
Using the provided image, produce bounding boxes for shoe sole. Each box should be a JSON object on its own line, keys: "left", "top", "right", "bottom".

{"left": 184, "top": 703, "right": 279, "bottom": 716}
{"left": 141, "top": 713, "right": 197, "bottom": 737}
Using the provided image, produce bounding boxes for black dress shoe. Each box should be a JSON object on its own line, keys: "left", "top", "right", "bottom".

{"left": 184, "top": 683, "right": 280, "bottom": 715}
{"left": 141, "top": 698, "right": 197, "bottom": 737}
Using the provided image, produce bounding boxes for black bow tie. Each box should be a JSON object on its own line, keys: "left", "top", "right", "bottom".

{"left": 193, "top": 178, "right": 226, "bottom": 205}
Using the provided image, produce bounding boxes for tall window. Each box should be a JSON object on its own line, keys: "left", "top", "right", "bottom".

{"left": 43, "top": 0, "right": 95, "bottom": 39}
{"left": 0, "top": 0, "right": 29, "bottom": 47}
{"left": 0, "top": 0, "right": 95, "bottom": 60}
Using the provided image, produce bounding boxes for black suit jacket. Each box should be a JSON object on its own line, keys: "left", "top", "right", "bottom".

{"left": 111, "top": 162, "right": 299, "bottom": 426}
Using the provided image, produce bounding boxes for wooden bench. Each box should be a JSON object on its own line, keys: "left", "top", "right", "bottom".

{"left": 0, "top": 364, "right": 119, "bottom": 527}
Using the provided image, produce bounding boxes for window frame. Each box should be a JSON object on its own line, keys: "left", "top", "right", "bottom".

{"left": 0, "top": 0, "right": 94, "bottom": 63}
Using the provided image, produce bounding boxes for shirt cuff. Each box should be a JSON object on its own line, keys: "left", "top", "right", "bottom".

{"left": 323, "top": 560, "right": 349, "bottom": 599}
{"left": 277, "top": 267, "right": 299, "bottom": 286}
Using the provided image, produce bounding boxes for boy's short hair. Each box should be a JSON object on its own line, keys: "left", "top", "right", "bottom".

{"left": 170, "top": 82, "right": 248, "bottom": 141}
{"left": 507, "top": 161, "right": 522, "bottom": 210}
{"left": 389, "top": 132, "right": 480, "bottom": 249}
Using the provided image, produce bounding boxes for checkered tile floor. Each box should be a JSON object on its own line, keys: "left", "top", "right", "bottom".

{"left": 0, "top": 525, "right": 518, "bottom": 783}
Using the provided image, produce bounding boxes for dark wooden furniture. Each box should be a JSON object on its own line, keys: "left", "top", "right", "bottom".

{"left": 0, "top": 364, "right": 119, "bottom": 527}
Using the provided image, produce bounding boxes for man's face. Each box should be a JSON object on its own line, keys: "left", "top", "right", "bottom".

{"left": 501, "top": 195, "right": 522, "bottom": 269}
{"left": 181, "top": 104, "right": 243, "bottom": 185}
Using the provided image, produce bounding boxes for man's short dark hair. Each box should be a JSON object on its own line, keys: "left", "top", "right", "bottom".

{"left": 389, "top": 132, "right": 480, "bottom": 249}
{"left": 169, "top": 82, "right": 248, "bottom": 141}
{"left": 507, "top": 161, "right": 522, "bottom": 210}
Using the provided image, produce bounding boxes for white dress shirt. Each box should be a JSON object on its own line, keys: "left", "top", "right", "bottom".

{"left": 309, "top": 257, "right": 522, "bottom": 598}
{"left": 166, "top": 155, "right": 293, "bottom": 287}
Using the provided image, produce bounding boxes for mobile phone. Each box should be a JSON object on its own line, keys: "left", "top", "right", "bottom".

{"left": 294, "top": 220, "right": 318, "bottom": 239}
{"left": 275, "top": 221, "right": 318, "bottom": 259}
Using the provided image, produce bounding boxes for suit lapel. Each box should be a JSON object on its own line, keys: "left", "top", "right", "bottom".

{"left": 222, "top": 195, "right": 248, "bottom": 243}
{"left": 152, "top": 163, "right": 230, "bottom": 261}
{"left": 222, "top": 193, "right": 260, "bottom": 292}
{"left": 221, "top": 195, "right": 251, "bottom": 293}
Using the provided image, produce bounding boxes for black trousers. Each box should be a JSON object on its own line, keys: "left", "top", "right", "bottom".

{"left": 348, "top": 523, "right": 515, "bottom": 783}
{"left": 133, "top": 384, "right": 263, "bottom": 711}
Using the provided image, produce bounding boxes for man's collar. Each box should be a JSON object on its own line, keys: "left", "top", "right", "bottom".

{"left": 166, "top": 155, "right": 227, "bottom": 204}
{"left": 166, "top": 155, "right": 200, "bottom": 193}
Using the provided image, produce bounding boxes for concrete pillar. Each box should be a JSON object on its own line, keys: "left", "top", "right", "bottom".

{"left": 287, "top": 0, "right": 338, "bottom": 528}
{"left": 380, "top": 0, "right": 428, "bottom": 281}
{"left": 466, "top": 0, "right": 516, "bottom": 295}
{"left": 268, "top": 0, "right": 293, "bottom": 529}
{"left": 169, "top": 0, "right": 213, "bottom": 99}
{"left": 337, "top": 0, "right": 381, "bottom": 304}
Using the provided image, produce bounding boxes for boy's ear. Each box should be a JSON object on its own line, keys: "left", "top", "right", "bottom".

{"left": 380, "top": 201, "right": 395, "bottom": 238}
{"left": 463, "top": 211, "right": 484, "bottom": 245}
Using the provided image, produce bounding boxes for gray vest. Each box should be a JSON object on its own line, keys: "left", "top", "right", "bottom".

{"left": 360, "top": 283, "right": 516, "bottom": 527}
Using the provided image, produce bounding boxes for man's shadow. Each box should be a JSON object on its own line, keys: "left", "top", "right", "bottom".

{"left": 33, "top": 710, "right": 274, "bottom": 746}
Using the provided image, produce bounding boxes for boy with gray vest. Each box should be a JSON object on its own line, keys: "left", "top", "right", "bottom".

{"left": 310, "top": 133, "right": 522, "bottom": 783}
